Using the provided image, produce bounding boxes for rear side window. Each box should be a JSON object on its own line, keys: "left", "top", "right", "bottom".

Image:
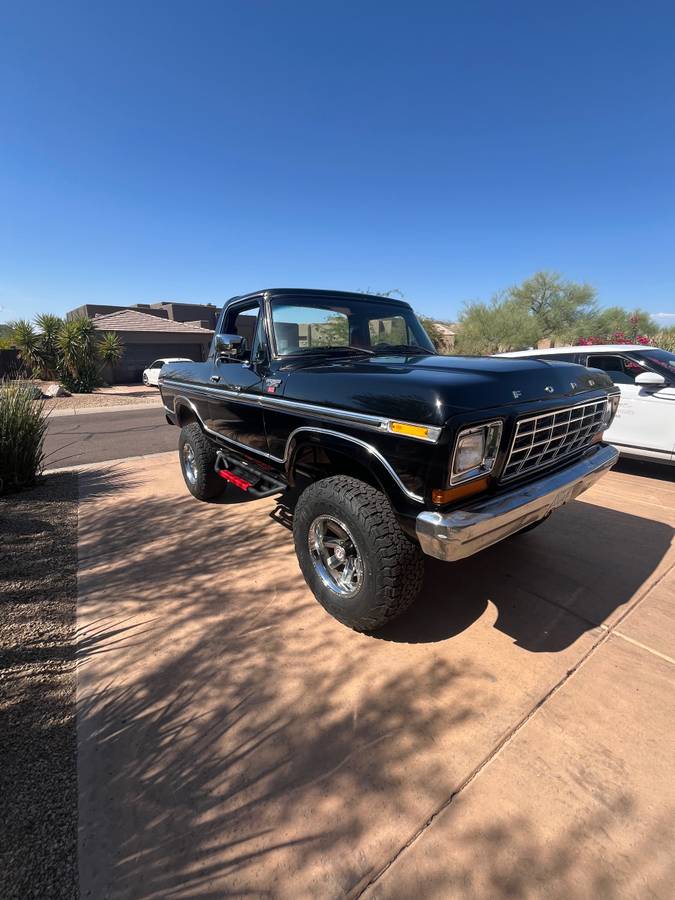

{"left": 272, "top": 304, "right": 350, "bottom": 355}
{"left": 368, "top": 316, "right": 410, "bottom": 346}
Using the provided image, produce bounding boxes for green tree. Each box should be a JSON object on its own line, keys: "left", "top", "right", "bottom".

{"left": 583, "top": 306, "right": 657, "bottom": 343}
{"left": 508, "top": 271, "right": 597, "bottom": 340}
{"left": 417, "top": 314, "right": 447, "bottom": 351}
{"left": 655, "top": 326, "right": 675, "bottom": 352}
{"left": 456, "top": 294, "right": 540, "bottom": 354}
{"left": 0, "top": 323, "right": 13, "bottom": 348}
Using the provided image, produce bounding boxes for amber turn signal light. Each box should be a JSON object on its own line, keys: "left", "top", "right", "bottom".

{"left": 432, "top": 476, "right": 490, "bottom": 506}
{"left": 389, "top": 421, "right": 431, "bottom": 439}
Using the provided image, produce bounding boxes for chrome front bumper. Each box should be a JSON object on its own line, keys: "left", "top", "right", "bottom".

{"left": 416, "top": 444, "right": 619, "bottom": 562}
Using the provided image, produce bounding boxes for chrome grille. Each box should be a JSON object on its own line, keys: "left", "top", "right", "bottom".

{"left": 501, "top": 399, "right": 606, "bottom": 482}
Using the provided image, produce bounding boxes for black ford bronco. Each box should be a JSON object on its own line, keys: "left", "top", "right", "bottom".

{"left": 160, "top": 289, "right": 620, "bottom": 631}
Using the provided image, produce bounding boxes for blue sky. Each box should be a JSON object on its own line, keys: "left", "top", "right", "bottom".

{"left": 1, "top": 1, "right": 674, "bottom": 325}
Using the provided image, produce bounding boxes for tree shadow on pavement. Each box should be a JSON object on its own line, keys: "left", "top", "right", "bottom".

{"left": 74, "top": 465, "right": 673, "bottom": 898}
{"left": 365, "top": 794, "right": 675, "bottom": 899}
{"left": 76, "top": 472, "right": 493, "bottom": 897}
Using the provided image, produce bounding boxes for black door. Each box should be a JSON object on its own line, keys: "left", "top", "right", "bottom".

{"left": 203, "top": 299, "right": 269, "bottom": 455}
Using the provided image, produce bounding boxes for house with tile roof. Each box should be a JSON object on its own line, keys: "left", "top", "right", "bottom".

{"left": 91, "top": 309, "right": 214, "bottom": 383}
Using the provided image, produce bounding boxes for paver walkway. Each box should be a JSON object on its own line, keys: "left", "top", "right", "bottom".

{"left": 76, "top": 453, "right": 675, "bottom": 898}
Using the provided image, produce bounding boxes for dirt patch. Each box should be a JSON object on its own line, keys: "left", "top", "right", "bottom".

{"left": 0, "top": 475, "right": 78, "bottom": 899}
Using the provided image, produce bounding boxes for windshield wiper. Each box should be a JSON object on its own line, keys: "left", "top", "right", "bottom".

{"left": 371, "top": 343, "right": 435, "bottom": 355}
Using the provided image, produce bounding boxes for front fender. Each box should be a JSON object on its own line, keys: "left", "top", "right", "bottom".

{"left": 285, "top": 427, "right": 426, "bottom": 515}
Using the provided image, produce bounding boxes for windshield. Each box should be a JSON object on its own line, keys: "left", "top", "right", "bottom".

{"left": 629, "top": 348, "right": 675, "bottom": 380}
{"left": 270, "top": 297, "right": 436, "bottom": 357}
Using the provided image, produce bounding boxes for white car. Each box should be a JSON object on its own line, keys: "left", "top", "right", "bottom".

{"left": 497, "top": 344, "right": 675, "bottom": 465}
{"left": 142, "top": 357, "right": 192, "bottom": 387}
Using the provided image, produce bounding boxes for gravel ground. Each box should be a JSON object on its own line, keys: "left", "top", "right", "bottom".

{"left": 40, "top": 386, "right": 160, "bottom": 414}
{"left": 0, "top": 475, "right": 78, "bottom": 899}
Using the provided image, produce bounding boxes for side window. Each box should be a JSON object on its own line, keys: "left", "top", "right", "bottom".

{"left": 586, "top": 354, "right": 647, "bottom": 385}
{"left": 368, "top": 316, "right": 409, "bottom": 346}
{"left": 150, "top": 360, "right": 163, "bottom": 369}
{"left": 222, "top": 302, "right": 260, "bottom": 360}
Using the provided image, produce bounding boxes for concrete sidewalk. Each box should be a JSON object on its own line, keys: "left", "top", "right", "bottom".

{"left": 76, "top": 454, "right": 674, "bottom": 898}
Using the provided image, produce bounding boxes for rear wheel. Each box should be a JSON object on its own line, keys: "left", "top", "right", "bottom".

{"left": 293, "top": 475, "right": 424, "bottom": 632}
{"left": 142, "top": 372, "right": 150, "bottom": 385}
{"left": 178, "top": 423, "right": 226, "bottom": 501}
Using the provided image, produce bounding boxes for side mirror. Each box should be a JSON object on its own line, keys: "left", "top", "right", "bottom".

{"left": 215, "top": 334, "right": 245, "bottom": 360}
{"left": 635, "top": 371, "right": 666, "bottom": 388}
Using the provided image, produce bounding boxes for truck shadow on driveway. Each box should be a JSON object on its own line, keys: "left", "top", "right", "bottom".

{"left": 375, "top": 499, "right": 673, "bottom": 648}
{"left": 262, "top": 487, "right": 672, "bottom": 652}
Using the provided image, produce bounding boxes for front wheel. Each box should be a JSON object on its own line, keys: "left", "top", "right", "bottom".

{"left": 178, "top": 423, "right": 226, "bottom": 501}
{"left": 293, "top": 475, "right": 424, "bottom": 632}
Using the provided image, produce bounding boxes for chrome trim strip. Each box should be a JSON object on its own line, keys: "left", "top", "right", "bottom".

{"left": 284, "top": 427, "right": 424, "bottom": 503}
{"left": 170, "top": 396, "right": 424, "bottom": 502}
{"left": 160, "top": 377, "right": 442, "bottom": 443}
{"left": 417, "top": 444, "right": 619, "bottom": 561}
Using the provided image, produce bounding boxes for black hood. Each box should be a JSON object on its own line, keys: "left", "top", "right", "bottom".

{"left": 281, "top": 353, "right": 613, "bottom": 425}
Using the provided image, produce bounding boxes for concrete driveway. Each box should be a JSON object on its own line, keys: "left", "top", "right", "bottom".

{"left": 76, "top": 453, "right": 674, "bottom": 898}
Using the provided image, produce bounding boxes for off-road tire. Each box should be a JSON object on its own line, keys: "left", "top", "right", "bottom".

{"left": 178, "top": 423, "right": 226, "bottom": 501}
{"left": 293, "top": 475, "right": 424, "bottom": 632}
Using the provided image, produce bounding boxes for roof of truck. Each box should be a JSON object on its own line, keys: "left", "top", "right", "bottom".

{"left": 227, "top": 288, "right": 411, "bottom": 308}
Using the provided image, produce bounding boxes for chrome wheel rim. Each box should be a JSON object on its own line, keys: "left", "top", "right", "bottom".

{"left": 182, "top": 443, "right": 198, "bottom": 485}
{"left": 308, "top": 515, "right": 363, "bottom": 597}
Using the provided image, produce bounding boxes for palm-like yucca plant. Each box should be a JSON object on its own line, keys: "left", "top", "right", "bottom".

{"left": 8, "top": 313, "right": 126, "bottom": 392}
{"left": 96, "top": 331, "right": 125, "bottom": 386}
{"left": 0, "top": 379, "right": 49, "bottom": 493}
{"left": 58, "top": 316, "right": 100, "bottom": 392}
{"left": 34, "top": 313, "right": 64, "bottom": 380}
{"left": 10, "top": 319, "right": 42, "bottom": 374}
{"left": 98, "top": 331, "right": 124, "bottom": 367}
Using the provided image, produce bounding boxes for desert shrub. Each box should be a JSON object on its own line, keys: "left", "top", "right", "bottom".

{"left": 0, "top": 380, "right": 48, "bottom": 493}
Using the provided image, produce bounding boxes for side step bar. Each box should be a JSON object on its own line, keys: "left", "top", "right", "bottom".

{"left": 214, "top": 450, "right": 286, "bottom": 499}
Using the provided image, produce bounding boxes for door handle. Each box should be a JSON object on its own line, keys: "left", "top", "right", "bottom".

{"left": 210, "top": 375, "right": 221, "bottom": 383}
